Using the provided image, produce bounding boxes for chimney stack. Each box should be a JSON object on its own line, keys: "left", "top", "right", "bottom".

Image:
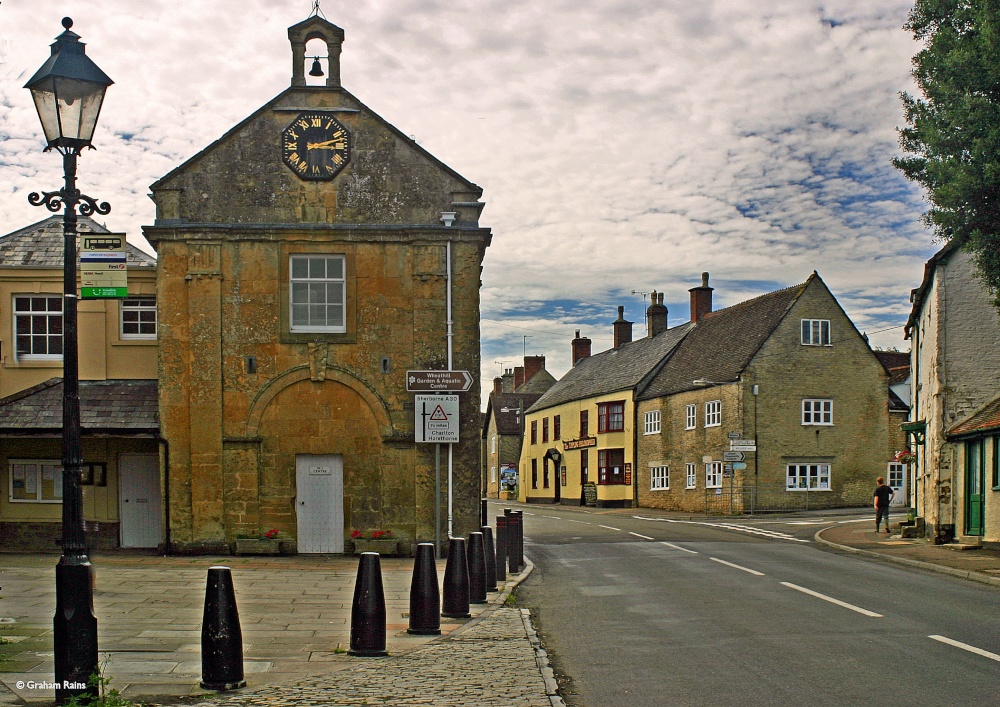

{"left": 572, "top": 330, "right": 592, "bottom": 367}
{"left": 646, "top": 290, "right": 668, "bottom": 338}
{"left": 613, "top": 306, "right": 633, "bottom": 349}
{"left": 493, "top": 377, "right": 503, "bottom": 395}
{"left": 513, "top": 366, "right": 525, "bottom": 390}
{"left": 523, "top": 355, "right": 545, "bottom": 383}
{"left": 689, "top": 272, "right": 714, "bottom": 323}
{"left": 501, "top": 369, "right": 515, "bottom": 393}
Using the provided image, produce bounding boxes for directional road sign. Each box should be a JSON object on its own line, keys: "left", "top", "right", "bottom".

{"left": 414, "top": 394, "right": 460, "bottom": 443}
{"left": 406, "top": 370, "right": 474, "bottom": 392}
{"left": 722, "top": 451, "right": 745, "bottom": 462}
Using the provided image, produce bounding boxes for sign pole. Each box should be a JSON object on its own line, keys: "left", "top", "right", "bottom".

{"left": 435, "top": 443, "right": 441, "bottom": 559}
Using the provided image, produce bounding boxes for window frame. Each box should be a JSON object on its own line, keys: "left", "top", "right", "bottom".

{"left": 705, "top": 461, "right": 722, "bottom": 489}
{"left": 598, "top": 448, "right": 626, "bottom": 485}
{"left": 802, "top": 399, "right": 833, "bottom": 426}
{"left": 14, "top": 295, "right": 64, "bottom": 361}
{"left": 580, "top": 449, "right": 589, "bottom": 484}
{"left": 542, "top": 417, "right": 549, "bottom": 443}
{"left": 801, "top": 318, "right": 831, "bottom": 346}
{"left": 644, "top": 410, "right": 661, "bottom": 435}
{"left": 597, "top": 401, "right": 626, "bottom": 434}
{"left": 288, "top": 254, "right": 347, "bottom": 334}
{"left": 650, "top": 465, "right": 669, "bottom": 490}
{"left": 579, "top": 410, "right": 589, "bottom": 437}
{"left": 9, "top": 460, "right": 63, "bottom": 503}
{"left": 530, "top": 420, "right": 538, "bottom": 445}
{"left": 686, "top": 462, "right": 697, "bottom": 489}
{"left": 786, "top": 463, "right": 831, "bottom": 491}
{"left": 993, "top": 436, "right": 1000, "bottom": 490}
{"left": 120, "top": 296, "right": 157, "bottom": 340}
{"left": 531, "top": 459, "right": 538, "bottom": 489}
{"left": 553, "top": 415, "right": 561, "bottom": 440}
{"left": 685, "top": 404, "right": 696, "bottom": 430}
{"left": 704, "top": 400, "right": 722, "bottom": 428}
{"left": 887, "top": 462, "right": 905, "bottom": 491}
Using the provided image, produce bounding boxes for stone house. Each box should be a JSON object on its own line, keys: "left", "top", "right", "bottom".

{"left": 0, "top": 216, "right": 159, "bottom": 550}
{"left": 875, "top": 349, "right": 912, "bottom": 507}
{"left": 142, "top": 15, "right": 490, "bottom": 553}
{"left": 482, "top": 356, "right": 556, "bottom": 499}
{"left": 906, "top": 241, "right": 1000, "bottom": 543}
{"left": 635, "top": 272, "right": 892, "bottom": 512}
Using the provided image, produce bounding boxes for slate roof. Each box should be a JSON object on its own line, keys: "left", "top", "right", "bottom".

{"left": 875, "top": 350, "right": 911, "bottom": 386}
{"left": 948, "top": 394, "right": 1000, "bottom": 438}
{"left": 527, "top": 323, "right": 694, "bottom": 414}
{"left": 485, "top": 392, "right": 545, "bottom": 436}
{"left": 0, "top": 379, "right": 158, "bottom": 434}
{"left": 637, "top": 278, "right": 810, "bottom": 400}
{"left": 0, "top": 215, "right": 156, "bottom": 269}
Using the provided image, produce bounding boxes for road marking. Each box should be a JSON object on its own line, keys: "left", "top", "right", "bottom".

{"left": 780, "top": 582, "right": 882, "bottom": 617}
{"left": 566, "top": 519, "right": 590, "bottom": 524}
{"left": 629, "top": 532, "right": 654, "bottom": 540}
{"left": 598, "top": 525, "right": 622, "bottom": 531}
{"left": 660, "top": 541, "right": 698, "bottom": 554}
{"left": 543, "top": 516, "right": 562, "bottom": 520}
{"left": 710, "top": 557, "right": 765, "bottom": 575}
{"left": 929, "top": 635, "right": 1000, "bottom": 662}
{"left": 632, "top": 516, "right": 808, "bottom": 542}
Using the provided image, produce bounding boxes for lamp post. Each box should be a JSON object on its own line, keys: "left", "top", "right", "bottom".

{"left": 24, "top": 17, "right": 113, "bottom": 703}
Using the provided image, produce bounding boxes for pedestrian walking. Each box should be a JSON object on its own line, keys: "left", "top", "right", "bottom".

{"left": 874, "top": 476, "right": 894, "bottom": 533}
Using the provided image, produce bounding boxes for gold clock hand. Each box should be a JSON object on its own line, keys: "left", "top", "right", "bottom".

{"left": 306, "top": 140, "right": 345, "bottom": 149}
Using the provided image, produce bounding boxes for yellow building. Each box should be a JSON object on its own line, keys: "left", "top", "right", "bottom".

{"left": 0, "top": 216, "right": 159, "bottom": 550}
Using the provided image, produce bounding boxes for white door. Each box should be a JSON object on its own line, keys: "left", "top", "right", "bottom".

{"left": 119, "top": 453, "right": 162, "bottom": 548}
{"left": 887, "top": 462, "right": 907, "bottom": 507}
{"left": 295, "top": 454, "right": 344, "bottom": 553}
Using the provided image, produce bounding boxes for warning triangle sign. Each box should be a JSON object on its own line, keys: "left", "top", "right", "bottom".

{"left": 429, "top": 405, "right": 449, "bottom": 421}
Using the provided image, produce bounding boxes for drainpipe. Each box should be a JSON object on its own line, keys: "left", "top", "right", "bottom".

{"left": 442, "top": 213, "right": 456, "bottom": 540}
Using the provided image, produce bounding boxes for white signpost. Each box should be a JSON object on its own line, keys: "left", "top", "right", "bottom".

{"left": 414, "top": 395, "right": 460, "bottom": 443}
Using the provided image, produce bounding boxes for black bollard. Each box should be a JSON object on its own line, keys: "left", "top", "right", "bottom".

{"left": 408, "top": 543, "right": 441, "bottom": 635}
{"left": 467, "top": 532, "right": 487, "bottom": 604}
{"left": 507, "top": 512, "right": 521, "bottom": 572}
{"left": 349, "top": 552, "right": 388, "bottom": 656}
{"left": 514, "top": 510, "right": 525, "bottom": 570}
{"left": 481, "top": 525, "right": 497, "bottom": 592}
{"left": 441, "top": 537, "right": 471, "bottom": 618}
{"left": 495, "top": 515, "right": 508, "bottom": 582}
{"left": 200, "top": 566, "right": 246, "bottom": 691}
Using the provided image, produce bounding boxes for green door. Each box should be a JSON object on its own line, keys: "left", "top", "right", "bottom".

{"left": 965, "top": 440, "right": 985, "bottom": 536}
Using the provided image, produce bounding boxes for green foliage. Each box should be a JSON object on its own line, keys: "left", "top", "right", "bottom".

{"left": 894, "top": 0, "right": 1000, "bottom": 305}
{"left": 63, "top": 664, "right": 139, "bottom": 707}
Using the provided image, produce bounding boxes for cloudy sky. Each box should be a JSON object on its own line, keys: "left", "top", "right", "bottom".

{"left": 1, "top": 0, "right": 934, "bottom": 406}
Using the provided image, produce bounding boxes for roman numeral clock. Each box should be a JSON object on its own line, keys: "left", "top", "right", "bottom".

{"left": 281, "top": 112, "right": 351, "bottom": 180}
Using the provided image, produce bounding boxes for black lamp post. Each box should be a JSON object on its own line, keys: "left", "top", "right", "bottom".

{"left": 24, "top": 17, "right": 112, "bottom": 703}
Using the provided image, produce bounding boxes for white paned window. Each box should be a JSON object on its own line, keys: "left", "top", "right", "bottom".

{"left": 801, "top": 319, "right": 831, "bottom": 346}
{"left": 290, "top": 254, "right": 346, "bottom": 333}
{"left": 887, "top": 462, "right": 904, "bottom": 490}
{"left": 802, "top": 399, "right": 833, "bottom": 425}
{"left": 786, "top": 464, "right": 831, "bottom": 490}
{"left": 650, "top": 466, "right": 669, "bottom": 490}
{"left": 644, "top": 411, "right": 661, "bottom": 435}
{"left": 121, "top": 296, "right": 157, "bottom": 339}
{"left": 14, "top": 296, "right": 63, "bottom": 359}
{"left": 685, "top": 404, "right": 696, "bottom": 430}
{"left": 705, "top": 461, "right": 722, "bottom": 488}
{"left": 705, "top": 400, "right": 721, "bottom": 428}
{"left": 686, "top": 463, "right": 696, "bottom": 489}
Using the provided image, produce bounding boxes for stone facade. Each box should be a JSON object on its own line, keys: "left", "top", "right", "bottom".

{"left": 143, "top": 16, "right": 490, "bottom": 553}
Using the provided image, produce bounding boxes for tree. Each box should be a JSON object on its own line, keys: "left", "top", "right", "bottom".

{"left": 894, "top": 0, "right": 1000, "bottom": 306}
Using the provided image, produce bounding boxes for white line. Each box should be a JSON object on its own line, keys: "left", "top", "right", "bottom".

{"left": 660, "top": 541, "right": 698, "bottom": 554}
{"left": 929, "top": 635, "right": 1000, "bottom": 662}
{"left": 629, "top": 532, "right": 654, "bottom": 540}
{"left": 598, "top": 524, "right": 622, "bottom": 531}
{"left": 780, "top": 582, "right": 882, "bottom": 617}
{"left": 543, "top": 516, "right": 561, "bottom": 520}
{"left": 566, "top": 519, "right": 590, "bottom": 524}
{"left": 710, "top": 557, "right": 765, "bottom": 575}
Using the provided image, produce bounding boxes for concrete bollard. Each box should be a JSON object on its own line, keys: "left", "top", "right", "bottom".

{"left": 441, "top": 537, "right": 471, "bottom": 618}
{"left": 481, "top": 525, "right": 497, "bottom": 592}
{"left": 507, "top": 511, "right": 522, "bottom": 572}
{"left": 348, "top": 552, "right": 388, "bottom": 656}
{"left": 407, "top": 543, "right": 441, "bottom": 635}
{"left": 200, "top": 566, "right": 247, "bottom": 691}
{"left": 467, "top": 532, "right": 488, "bottom": 604}
{"left": 495, "top": 515, "right": 508, "bottom": 582}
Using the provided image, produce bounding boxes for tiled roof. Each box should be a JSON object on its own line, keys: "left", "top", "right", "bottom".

{"left": 526, "top": 323, "right": 694, "bottom": 414}
{"left": 948, "top": 394, "right": 1000, "bottom": 438}
{"left": 874, "top": 350, "right": 910, "bottom": 386}
{"left": 486, "top": 392, "right": 545, "bottom": 436}
{"left": 0, "top": 215, "right": 156, "bottom": 269}
{"left": 0, "top": 379, "right": 158, "bottom": 434}
{"left": 637, "top": 279, "right": 809, "bottom": 400}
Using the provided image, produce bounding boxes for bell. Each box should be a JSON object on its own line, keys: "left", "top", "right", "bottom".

{"left": 309, "top": 57, "right": 324, "bottom": 77}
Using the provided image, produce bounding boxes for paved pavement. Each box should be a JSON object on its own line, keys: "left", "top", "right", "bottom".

{"left": 2, "top": 508, "right": 998, "bottom": 706}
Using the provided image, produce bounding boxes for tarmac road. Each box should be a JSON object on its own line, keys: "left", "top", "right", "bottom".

{"left": 514, "top": 504, "right": 1000, "bottom": 707}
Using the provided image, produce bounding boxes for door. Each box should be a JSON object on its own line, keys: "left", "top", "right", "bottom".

{"left": 887, "top": 462, "right": 907, "bottom": 507}
{"left": 295, "top": 454, "right": 344, "bottom": 553}
{"left": 965, "top": 440, "right": 984, "bottom": 536}
{"left": 119, "top": 453, "right": 162, "bottom": 548}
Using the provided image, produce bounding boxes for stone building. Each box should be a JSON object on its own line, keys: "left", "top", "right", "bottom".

{"left": 143, "top": 15, "right": 490, "bottom": 553}
{"left": 906, "top": 241, "right": 1000, "bottom": 543}
{"left": 636, "top": 272, "right": 891, "bottom": 512}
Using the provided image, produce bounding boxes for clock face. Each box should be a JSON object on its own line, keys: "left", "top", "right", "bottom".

{"left": 281, "top": 112, "right": 351, "bottom": 181}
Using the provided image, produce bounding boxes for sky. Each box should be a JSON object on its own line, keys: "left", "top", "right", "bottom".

{"left": 0, "top": 0, "right": 936, "bottom": 408}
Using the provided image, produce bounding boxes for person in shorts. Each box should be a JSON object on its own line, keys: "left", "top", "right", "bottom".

{"left": 873, "top": 476, "right": 894, "bottom": 533}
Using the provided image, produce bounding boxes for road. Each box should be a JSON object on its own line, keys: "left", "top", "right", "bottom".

{"left": 503, "top": 503, "right": 1000, "bottom": 707}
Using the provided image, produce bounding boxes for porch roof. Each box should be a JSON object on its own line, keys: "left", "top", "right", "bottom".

{"left": 0, "top": 378, "right": 158, "bottom": 435}
{"left": 947, "top": 394, "right": 1000, "bottom": 439}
